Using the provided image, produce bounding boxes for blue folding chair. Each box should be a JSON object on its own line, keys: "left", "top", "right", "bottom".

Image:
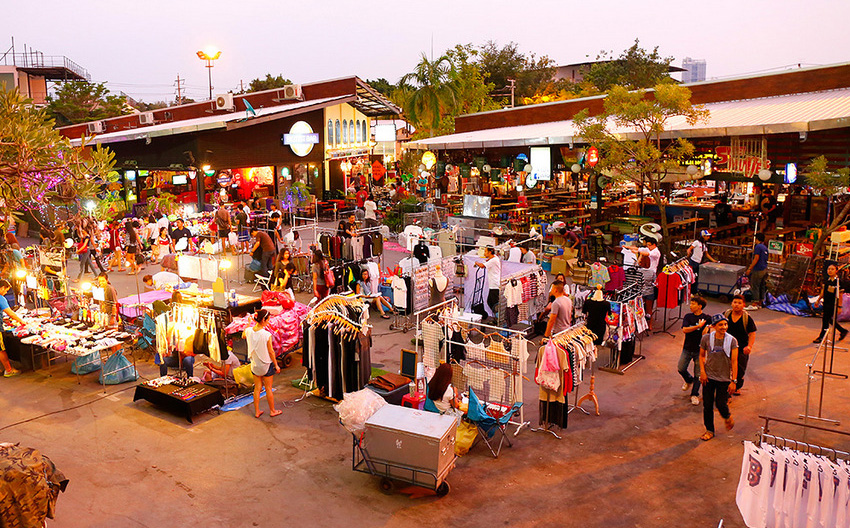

{"left": 466, "top": 389, "right": 522, "bottom": 458}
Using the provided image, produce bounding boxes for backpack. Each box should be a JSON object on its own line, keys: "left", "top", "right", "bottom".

{"left": 724, "top": 309, "right": 749, "bottom": 330}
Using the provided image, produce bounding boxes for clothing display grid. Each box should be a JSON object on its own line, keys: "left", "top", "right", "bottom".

{"left": 599, "top": 281, "right": 648, "bottom": 375}
{"left": 655, "top": 257, "right": 697, "bottom": 334}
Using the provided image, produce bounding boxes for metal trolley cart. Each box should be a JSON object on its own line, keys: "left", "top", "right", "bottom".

{"left": 351, "top": 434, "right": 454, "bottom": 496}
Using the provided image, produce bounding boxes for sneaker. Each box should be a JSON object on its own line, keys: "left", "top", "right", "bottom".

{"left": 744, "top": 304, "right": 760, "bottom": 311}
{"left": 681, "top": 382, "right": 692, "bottom": 391}
{"left": 691, "top": 396, "right": 700, "bottom": 406}
{"left": 813, "top": 336, "right": 824, "bottom": 344}
{"left": 3, "top": 369, "right": 21, "bottom": 378}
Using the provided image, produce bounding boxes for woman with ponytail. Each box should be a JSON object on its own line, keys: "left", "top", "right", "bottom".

{"left": 245, "top": 308, "right": 282, "bottom": 418}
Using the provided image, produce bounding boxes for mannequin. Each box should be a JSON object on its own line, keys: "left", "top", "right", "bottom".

{"left": 430, "top": 265, "right": 449, "bottom": 306}
{"left": 591, "top": 287, "right": 605, "bottom": 301}
{"left": 583, "top": 286, "right": 611, "bottom": 346}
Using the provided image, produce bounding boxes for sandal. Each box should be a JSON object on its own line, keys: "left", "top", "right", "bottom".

{"left": 700, "top": 431, "right": 714, "bottom": 441}
{"left": 725, "top": 416, "right": 735, "bottom": 431}
{"left": 381, "top": 314, "right": 391, "bottom": 319}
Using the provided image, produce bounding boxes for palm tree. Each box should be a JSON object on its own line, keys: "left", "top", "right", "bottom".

{"left": 400, "top": 54, "right": 458, "bottom": 137}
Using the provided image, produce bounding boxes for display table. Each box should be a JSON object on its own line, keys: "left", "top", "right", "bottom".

{"left": 118, "top": 290, "right": 173, "bottom": 318}
{"left": 133, "top": 381, "right": 224, "bottom": 423}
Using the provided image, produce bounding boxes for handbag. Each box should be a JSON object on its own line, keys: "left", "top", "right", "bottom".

{"left": 323, "top": 263, "right": 335, "bottom": 288}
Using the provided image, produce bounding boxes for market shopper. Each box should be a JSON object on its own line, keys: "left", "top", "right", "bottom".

{"left": 713, "top": 195, "right": 733, "bottom": 226}
{"left": 0, "top": 279, "right": 24, "bottom": 377}
{"left": 543, "top": 281, "right": 572, "bottom": 339}
{"left": 724, "top": 295, "right": 757, "bottom": 394}
{"left": 759, "top": 188, "right": 779, "bottom": 230}
{"left": 215, "top": 204, "right": 232, "bottom": 253}
{"left": 679, "top": 296, "right": 711, "bottom": 405}
{"left": 272, "top": 249, "right": 296, "bottom": 292}
{"left": 250, "top": 226, "right": 275, "bottom": 281}
{"left": 124, "top": 221, "right": 142, "bottom": 275}
{"left": 813, "top": 262, "right": 848, "bottom": 344}
{"left": 363, "top": 194, "right": 378, "bottom": 228}
{"left": 356, "top": 268, "right": 392, "bottom": 319}
{"left": 169, "top": 218, "right": 192, "bottom": 253}
{"left": 698, "top": 313, "right": 737, "bottom": 441}
{"left": 744, "top": 232, "right": 769, "bottom": 310}
{"left": 311, "top": 249, "right": 330, "bottom": 301}
{"left": 247, "top": 308, "right": 282, "bottom": 419}
{"left": 75, "top": 225, "right": 95, "bottom": 280}
{"left": 520, "top": 244, "right": 536, "bottom": 264}
{"left": 686, "top": 230, "right": 717, "bottom": 278}
{"left": 338, "top": 213, "right": 356, "bottom": 239}
{"left": 97, "top": 273, "right": 119, "bottom": 326}
{"left": 474, "top": 246, "right": 501, "bottom": 325}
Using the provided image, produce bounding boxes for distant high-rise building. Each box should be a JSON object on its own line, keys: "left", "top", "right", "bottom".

{"left": 681, "top": 57, "right": 707, "bottom": 83}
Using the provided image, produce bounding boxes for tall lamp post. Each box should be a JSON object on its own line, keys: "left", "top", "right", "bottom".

{"left": 196, "top": 47, "right": 222, "bottom": 100}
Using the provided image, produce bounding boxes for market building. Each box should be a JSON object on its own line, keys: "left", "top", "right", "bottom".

{"left": 59, "top": 77, "right": 401, "bottom": 212}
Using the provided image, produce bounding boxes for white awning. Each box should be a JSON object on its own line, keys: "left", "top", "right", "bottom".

{"left": 71, "top": 96, "right": 351, "bottom": 146}
{"left": 408, "top": 87, "right": 850, "bottom": 150}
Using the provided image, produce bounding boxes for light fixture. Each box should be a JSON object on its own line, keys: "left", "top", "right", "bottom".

{"left": 482, "top": 164, "right": 491, "bottom": 173}
{"left": 85, "top": 200, "right": 96, "bottom": 212}
{"left": 758, "top": 169, "right": 772, "bottom": 181}
{"left": 14, "top": 268, "right": 27, "bottom": 279}
{"left": 523, "top": 164, "right": 533, "bottom": 173}
{"left": 571, "top": 163, "right": 582, "bottom": 174}
{"left": 418, "top": 164, "right": 426, "bottom": 173}
{"left": 202, "top": 164, "right": 211, "bottom": 171}
{"left": 196, "top": 46, "right": 222, "bottom": 100}
{"left": 80, "top": 281, "right": 92, "bottom": 292}
{"left": 219, "top": 259, "right": 232, "bottom": 270}
{"left": 686, "top": 165, "right": 698, "bottom": 176}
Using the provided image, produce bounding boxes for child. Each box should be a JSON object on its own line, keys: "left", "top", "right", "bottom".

{"left": 698, "top": 314, "right": 738, "bottom": 441}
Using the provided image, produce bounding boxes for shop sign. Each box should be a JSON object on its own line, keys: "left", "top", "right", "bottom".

{"left": 713, "top": 138, "right": 770, "bottom": 178}
{"left": 768, "top": 239, "right": 784, "bottom": 255}
{"left": 372, "top": 161, "right": 385, "bottom": 181}
{"left": 217, "top": 175, "right": 231, "bottom": 187}
{"left": 586, "top": 146, "right": 599, "bottom": 167}
{"left": 282, "top": 121, "right": 318, "bottom": 157}
{"left": 328, "top": 147, "right": 369, "bottom": 160}
{"left": 796, "top": 242, "right": 813, "bottom": 257}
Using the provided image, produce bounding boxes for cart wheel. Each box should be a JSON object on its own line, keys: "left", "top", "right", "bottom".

{"left": 435, "top": 481, "right": 450, "bottom": 497}
{"left": 379, "top": 477, "right": 395, "bottom": 494}
{"left": 282, "top": 354, "right": 292, "bottom": 368}
{"left": 719, "top": 294, "right": 730, "bottom": 303}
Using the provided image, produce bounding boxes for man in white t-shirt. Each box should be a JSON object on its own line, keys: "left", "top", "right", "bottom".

{"left": 474, "top": 247, "right": 501, "bottom": 324}
{"left": 363, "top": 194, "right": 378, "bottom": 227}
{"left": 633, "top": 239, "right": 662, "bottom": 272}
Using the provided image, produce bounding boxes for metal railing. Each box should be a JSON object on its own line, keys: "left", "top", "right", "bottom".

{"left": 2, "top": 52, "right": 90, "bottom": 81}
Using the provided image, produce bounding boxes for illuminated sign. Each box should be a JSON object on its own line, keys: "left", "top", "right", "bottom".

{"left": 785, "top": 163, "right": 797, "bottom": 184}
{"left": 586, "top": 146, "right": 599, "bottom": 167}
{"left": 282, "top": 121, "right": 318, "bottom": 157}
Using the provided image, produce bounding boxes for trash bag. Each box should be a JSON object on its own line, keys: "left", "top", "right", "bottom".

{"left": 98, "top": 351, "right": 138, "bottom": 385}
{"left": 335, "top": 388, "right": 388, "bottom": 435}
{"left": 71, "top": 350, "right": 101, "bottom": 374}
{"left": 232, "top": 364, "right": 254, "bottom": 387}
{"left": 454, "top": 420, "right": 478, "bottom": 456}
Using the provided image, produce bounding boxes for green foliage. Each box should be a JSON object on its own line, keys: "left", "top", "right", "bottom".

{"left": 146, "top": 192, "right": 180, "bottom": 216}
{"left": 132, "top": 100, "right": 169, "bottom": 112}
{"left": 575, "top": 83, "right": 708, "bottom": 254}
{"left": 400, "top": 54, "right": 459, "bottom": 136}
{"left": 804, "top": 156, "right": 850, "bottom": 196}
{"left": 477, "top": 41, "right": 556, "bottom": 103}
{"left": 46, "top": 81, "right": 132, "bottom": 125}
{"left": 0, "top": 86, "right": 116, "bottom": 229}
{"left": 365, "top": 78, "right": 395, "bottom": 95}
{"left": 246, "top": 74, "right": 293, "bottom": 93}
{"left": 583, "top": 39, "right": 674, "bottom": 92}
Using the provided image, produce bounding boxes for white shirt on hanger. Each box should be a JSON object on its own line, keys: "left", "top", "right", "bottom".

{"left": 508, "top": 247, "right": 522, "bottom": 263}
{"left": 391, "top": 276, "right": 408, "bottom": 309}
{"left": 504, "top": 281, "right": 523, "bottom": 307}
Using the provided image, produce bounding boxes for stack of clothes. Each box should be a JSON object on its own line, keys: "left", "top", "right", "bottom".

{"left": 225, "top": 301, "right": 311, "bottom": 356}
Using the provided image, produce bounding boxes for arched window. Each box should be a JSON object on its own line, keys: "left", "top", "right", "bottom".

{"left": 355, "top": 120, "right": 360, "bottom": 143}
{"left": 327, "top": 120, "right": 333, "bottom": 146}
{"left": 362, "top": 120, "right": 368, "bottom": 144}
{"left": 342, "top": 119, "right": 348, "bottom": 144}
{"left": 334, "top": 120, "right": 340, "bottom": 145}
{"left": 350, "top": 121, "right": 355, "bottom": 144}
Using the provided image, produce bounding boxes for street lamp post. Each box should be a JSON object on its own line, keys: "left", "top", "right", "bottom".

{"left": 196, "top": 48, "right": 222, "bottom": 100}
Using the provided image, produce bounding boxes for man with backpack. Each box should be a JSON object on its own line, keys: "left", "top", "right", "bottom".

{"left": 724, "top": 295, "right": 757, "bottom": 395}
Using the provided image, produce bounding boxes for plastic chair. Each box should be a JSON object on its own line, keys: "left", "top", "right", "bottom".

{"left": 466, "top": 389, "right": 522, "bottom": 458}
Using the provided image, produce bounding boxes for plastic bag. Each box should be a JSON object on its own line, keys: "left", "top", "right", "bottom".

{"left": 98, "top": 351, "right": 138, "bottom": 385}
{"left": 454, "top": 420, "right": 478, "bottom": 456}
{"left": 335, "top": 388, "right": 387, "bottom": 435}
{"left": 71, "top": 350, "right": 101, "bottom": 374}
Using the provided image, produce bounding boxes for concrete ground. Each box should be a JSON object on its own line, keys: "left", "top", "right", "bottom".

{"left": 3, "top": 230, "right": 850, "bottom": 527}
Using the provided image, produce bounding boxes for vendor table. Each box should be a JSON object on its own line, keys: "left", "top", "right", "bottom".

{"left": 118, "top": 290, "right": 173, "bottom": 318}
{"left": 133, "top": 382, "right": 223, "bottom": 423}
{"left": 764, "top": 227, "right": 806, "bottom": 240}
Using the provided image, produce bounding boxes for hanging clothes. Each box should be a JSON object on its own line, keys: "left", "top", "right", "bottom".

{"left": 605, "top": 265, "right": 625, "bottom": 291}
{"left": 588, "top": 262, "right": 610, "bottom": 289}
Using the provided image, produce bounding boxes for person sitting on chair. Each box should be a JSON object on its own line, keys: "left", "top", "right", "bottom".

{"left": 428, "top": 362, "right": 460, "bottom": 416}
{"left": 356, "top": 268, "right": 392, "bottom": 319}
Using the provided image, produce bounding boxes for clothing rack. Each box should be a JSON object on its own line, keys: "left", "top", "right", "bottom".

{"left": 599, "top": 283, "right": 646, "bottom": 375}
{"left": 655, "top": 256, "right": 690, "bottom": 336}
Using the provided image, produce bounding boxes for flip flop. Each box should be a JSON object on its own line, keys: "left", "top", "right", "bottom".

{"left": 255, "top": 410, "right": 264, "bottom": 418}
{"left": 700, "top": 431, "right": 714, "bottom": 441}
{"left": 270, "top": 410, "right": 283, "bottom": 417}
{"left": 725, "top": 416, "right": 735, "bottom": 431}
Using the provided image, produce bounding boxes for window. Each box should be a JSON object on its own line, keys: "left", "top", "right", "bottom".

{"left": 350, "top": 121, "right": 355, "bottom": 145}
{"left": 362, "top": 120, "right": 368, "bottom": 144}
{"left": 335, "top": 120, "right": 340, "bottom": 146}
{"left": 342, "top": 119, "right": 348, "bottom": 144}
{"left": 355, "top": 120, "right": 360, "bottom": 143}
{"left": 327, "top": 120, "right": 333, "bottom": 147}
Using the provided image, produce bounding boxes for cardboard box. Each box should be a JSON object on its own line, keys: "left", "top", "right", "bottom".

{"left": 551, "top": 256, "right": 567, "bottom": 276}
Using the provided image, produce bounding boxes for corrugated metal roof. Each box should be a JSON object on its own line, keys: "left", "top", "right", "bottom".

{"left": 409, "top": 87, "right": 850, "bottom": 149}
{"left": 70, "top": 96, "right": 350, "bottom": 146}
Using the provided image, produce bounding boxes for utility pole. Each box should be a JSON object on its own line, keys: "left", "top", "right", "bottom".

{"left": 238, "top": 79, "right": 245, "bottom": 93}
{"left": 174, "top": 74, "right": 184, "bottom": 105}
{"left": 507, "top": 78, "right": 516, "bottom": 108}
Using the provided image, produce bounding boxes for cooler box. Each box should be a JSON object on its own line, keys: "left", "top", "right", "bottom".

{"left": 364, "top": 405, "right": 457, "bottom": 478}
{"left": 698, "top": 262, "right": 745, "bottom": 292}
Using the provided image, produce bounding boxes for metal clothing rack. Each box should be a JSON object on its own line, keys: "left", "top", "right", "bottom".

{"left": 599, "top": 282, "right": 646, "bottom": 375}
{"left": 654, "top": 257, "right": 690, "bottom": 336}
{"left": 756, "top": 414, "right": 850, "bottom": 462}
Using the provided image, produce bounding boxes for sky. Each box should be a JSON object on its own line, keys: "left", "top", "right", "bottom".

{"left": 4, "top": 0, "right": 850, "bottom": 103}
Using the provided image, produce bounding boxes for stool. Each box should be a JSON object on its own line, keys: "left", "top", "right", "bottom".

{"left": 402, "top": 392, "right": 426, "bottom": 410}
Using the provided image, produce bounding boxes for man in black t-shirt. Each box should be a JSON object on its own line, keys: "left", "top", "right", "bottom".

{"left": 713, "top": 195, "right": 732, "bottom": 226}
{"left": 724, "top": 295, "right": 757, "bottom": 394}
{"left": 679, "top": 296, "right": 712, "bottom": 404}
{"left": 337, "top": 213, "right": 356, "bottom": 239}
{"left": 169, "top": 218, "right": 192, "bottom": 252}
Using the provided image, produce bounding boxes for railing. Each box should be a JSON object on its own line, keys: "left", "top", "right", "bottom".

{"left": 2, "top": 52, "right": 90, "bottom": 81}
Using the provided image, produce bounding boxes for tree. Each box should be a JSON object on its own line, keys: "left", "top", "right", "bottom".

{"left": 46, "top": 81, "right": 132, "bottom": 125}
{"left": 804, "top": 156, "right": 850, "bottom": 258}
{"left": 365, "top": 78, "right": 395, "bottom": 96}
{"left": 437, "top": 44, "right": 500, "bottom": 134}
{"left": 583, "top": 39, "right": 674, "bottom": 92}
{"left": 132, "top": 100, "right": 169, "bottom": 112}
{"left": 399, "top": 53, "right": 458, "bottom": 137}
{"left": 575, "top": 83, "right": 709, "bottom": 258}
{"left": 477, "top": 41, "right": 556, "bottom": 104}
{"left": 0, "top": 86, "right": 116, "bottom": 230}
{"left": 246, "top": 74, "right": 293, "bottom": 93}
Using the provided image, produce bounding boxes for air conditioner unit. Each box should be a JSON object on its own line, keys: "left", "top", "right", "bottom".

{"left": 139, "top": 112, "right": 155, "bottom": 125}
{"left": 87, "top": 121, "right": 105, "bottom": 134}
{"left": 280, "top": 84, "right": 303, "bottom": 101}
{"left": 214, "top": 93, "right": 234, "bottom": 111}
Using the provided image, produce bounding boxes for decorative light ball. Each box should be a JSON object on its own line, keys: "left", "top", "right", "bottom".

{"left": 482, "top": 164, "right": 491, "bottom": 173}
{"left": 418, "top": 164, "right": 426, "bottom": 172}
{"left": 571, "top": 163, "right": 582, "bottom": 174}
{"left": 445, "top": 164, "right": 453, "bottom": 171}
{"left": 523, "top": 164, "right": 533, "bottom": 173}
{"left": 515, "top": 185, "right": 523, "bottom": 192}
{"left": 686, "top": 165, "right": 698, "bottom": 176}
{"left": 758, "top": 169, "right": 772, "bottom": 181}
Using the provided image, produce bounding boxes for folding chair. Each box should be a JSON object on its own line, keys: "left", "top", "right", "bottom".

{"left": 466, "top": 388, "right": 523, "bottom": 458}
{"left": 253, "top": 272, "right": 271, "bottom": 292}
